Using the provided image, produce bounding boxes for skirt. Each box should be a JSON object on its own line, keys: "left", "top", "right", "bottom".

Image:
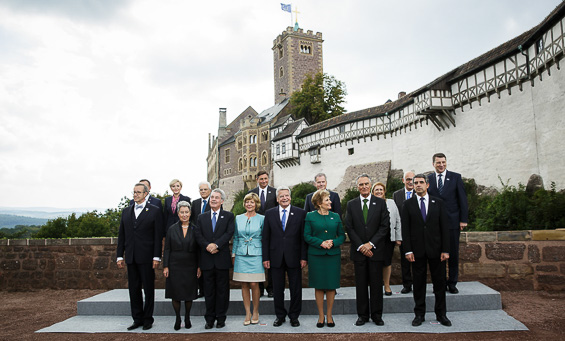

{"left": 233, "top": 254, "right": 265, "bottom": 282}
{"left": 308, "top": 254, "right": 341, "bottom": 290}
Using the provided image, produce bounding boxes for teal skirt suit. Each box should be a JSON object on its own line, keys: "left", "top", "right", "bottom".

{"left": 304, "top": 210, "right": 346, "bottom": 289}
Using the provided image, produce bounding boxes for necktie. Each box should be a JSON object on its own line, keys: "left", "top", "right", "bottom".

{"left": 202, "top": 200, "right": 207, "bottom": 214}
{"left": 438, "top": 174, "right": 444, "bottom": 194}
{"left": 363, "top": 199, "right": 368, "bottom": 223}
{"left": 135, "top": 204, "right": 143, "bottom": 210}
{"left": 260, "top": 190, "right": 266, "bottom": 209}
{"left": 212, "top": 212, "right": 217, "bottom": 232}
{"left": 281, "top": 209, "right": 287, "bottom": 231}
{"left": 406, "top": 191, "right": 411, "bottom": 200}
{"left": 420, "top": 197, "right": 427, "bottom": 222}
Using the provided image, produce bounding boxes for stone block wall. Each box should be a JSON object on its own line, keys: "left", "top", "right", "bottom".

{"left": 1, "top": 230, "right": 564, "bottom": 291}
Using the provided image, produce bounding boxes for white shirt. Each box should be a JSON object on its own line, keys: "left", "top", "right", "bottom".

{"left": 435, "top": 170, "right": 447, "bottom": 186}
{"left": 416, "top": 193, "right": 430, "bottom": 216}
{"left": 134, "top": 200, "right": 146, "bottom": 219}
{"left": 278, "top": 205, "right": 290, "bottom": 227}
{"left": 359, "top": 194, "right": 372, "bottom": 210}
{"left": 258, "top": 186, "right": 268, "bottom": 199}
{"left": 210, "top": 208, "right": 221, "bottom": 222}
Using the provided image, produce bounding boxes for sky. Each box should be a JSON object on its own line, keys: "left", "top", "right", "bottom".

{"left": 0, "top": 0, "right": 562, "bottom": 210}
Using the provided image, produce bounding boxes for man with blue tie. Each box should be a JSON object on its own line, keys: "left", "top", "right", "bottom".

{"left": 427, "top": 153, "right": 468, "bottom": 294}
{"left": 393, "top": 171, "right": 415, "bottom": 294}
{"left": 402, "top": 174, "right": 451, "bottom": 327}
{"left": 194, "top": 188, "right": 235, "bottom": 329}
{"left": 262, "top": 186, "right": 308, "bottom": 327}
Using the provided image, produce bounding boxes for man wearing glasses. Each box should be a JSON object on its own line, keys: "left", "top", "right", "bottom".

{"left": 393, "top": 171, "right": 415, "bottom": 294}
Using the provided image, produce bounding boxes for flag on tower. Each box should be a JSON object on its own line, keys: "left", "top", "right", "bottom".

{"left": 281, "top": 3, "right": 291, "bottom": 13}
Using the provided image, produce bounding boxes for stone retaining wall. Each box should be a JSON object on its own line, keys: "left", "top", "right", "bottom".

{"left": 1, "top": 230, "right": 564, "bottom": 291}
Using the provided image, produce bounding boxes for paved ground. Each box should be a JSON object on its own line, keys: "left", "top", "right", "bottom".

{"left": 1, "top": 289, "right": 564, "bottom": 340}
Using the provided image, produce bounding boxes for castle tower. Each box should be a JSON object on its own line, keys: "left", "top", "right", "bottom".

{"left": 273, "top": 27, "right": 323, "bottom": 104}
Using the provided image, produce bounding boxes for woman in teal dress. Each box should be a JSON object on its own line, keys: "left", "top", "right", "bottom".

{"left": 232, "top": 192, "right": 265, "bottom": 325}
{"left": 304, "top": 189, "right": 346, "bottom": 328}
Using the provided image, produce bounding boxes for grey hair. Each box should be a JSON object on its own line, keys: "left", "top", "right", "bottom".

{"left": 314, "top": 173, "right": 327, "bottom": 181}
{"left": 212, "top": 188, "right": 226, "bottom": 201}
{"left": 198, "top": 181, "right": 211, "bottom": 189}
{"left": 403, "top": 171, "right": 415, "bottom": 180}
{"left": 355, "top": 173, "right": 372, "bottom": 184}
{"left": 276, "top": 185, "right": 291, "bottom": 197}
{"left": 135, "top": 183, "right": 149, "bottom": 193}
{"left": 413, "top": 174, "right": 429, "bottom": 184}
{"left": 177, "top": 200, "right": 191, "bottom": 211}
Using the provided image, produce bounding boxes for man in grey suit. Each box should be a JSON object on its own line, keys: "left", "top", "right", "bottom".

{"left": 392, "top": 171, "right": 415, "bottom": 294}
{"left": 304, "top": 173, "right": 342, "bottom": 216}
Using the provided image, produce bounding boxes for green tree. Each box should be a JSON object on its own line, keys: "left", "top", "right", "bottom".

{"left": 230, "top": 189, "right": 248, "bottom": 216}
{"left": 340, "top": 187, "right": 360, "bottom": 220}
{"left": 290, "top": 182, "right": 317, "bottom": 209}
{"left": 290, "top": 72, "right": 347, "bottom": 124}
{"left": 35, "top": 217, "right": 68, "bottom": 238}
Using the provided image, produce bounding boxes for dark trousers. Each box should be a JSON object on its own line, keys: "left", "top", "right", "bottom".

{"left": 126, "top": 262, "right": 155, "bottom": 325}
{"left": 259, "top": 269, "right": 273, "bottom": 293}
{"left": 271, "top": 258, "right": 302, "bottom": 320}
{"left": 202, "top": 268, "right": 230, "bottom": 324}
{"left": 412, "top": 256, "right": 447, "bottom": 317}
{"left": 353, "top": 259, "right": 383, "bottom": 320}
{"left": 447, "top": 228, "right": 460, "bottom": 286}
{"left": 399, "top": 243, "right": 413, "bottom": 288}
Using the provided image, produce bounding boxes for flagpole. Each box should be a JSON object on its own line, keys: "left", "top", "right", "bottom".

{"left": 290, "top": 3, "right": 293, "bottom": 28}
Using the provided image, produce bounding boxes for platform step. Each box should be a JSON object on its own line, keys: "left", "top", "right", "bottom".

{"left": 77, "top": 281, "right": 501, "bottom": 316}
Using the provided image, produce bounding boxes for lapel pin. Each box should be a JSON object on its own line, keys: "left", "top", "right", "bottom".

{"left": 372, "top": 202, "right": 376, "bottom": 205}
{"left": 446, "top": 178, "right": 450, "bottom": 181}
{"left": 145, "top": 208, "right": 148, "bottom": 211}
{"left": 330, "top": 217, "right": 334, "bottom": 220}
{"left": 431, "top": 200, "right": 435, "bottom": 203}
{"left": 268, "top": 191, "right": 272, "bottom": 193}
{"left": 220, "top": 216, "right": 224, "bottom": 219}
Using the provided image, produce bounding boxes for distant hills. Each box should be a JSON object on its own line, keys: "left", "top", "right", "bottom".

{"left": 0, "top": 207, "right": 96, "bottom": 228}
{"left": 0, "top": 214, "right": 48, "bottom": 228}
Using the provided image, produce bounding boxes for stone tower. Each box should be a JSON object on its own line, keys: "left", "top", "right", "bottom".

{"left": 272, "top": 27, "right": 323, "bottom": 104}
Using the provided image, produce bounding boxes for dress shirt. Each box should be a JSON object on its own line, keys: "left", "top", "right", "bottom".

{"left": 258, "top": 186, "right": 268, "bottom": 199}
{"left": 405, "top": 189, "right": 413, "bottom": 200}
{"left": 435, "top": 170, "right": 447, "bottom": 187}
{"left": 357, "top": 194, "right": 375, "bottom": 250}
{"left": 405, "top": 193, "right": 430, "bottom": 256}
{"left": 278, "top": 205, "right": 290, "bottom": 228}
{"left": 117, "top": 199, "right": 160, "bottom": 262}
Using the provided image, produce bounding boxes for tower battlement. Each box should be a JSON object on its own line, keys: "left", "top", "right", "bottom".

{"left": 272, "top": 27, "right": 323, "bottom": 48}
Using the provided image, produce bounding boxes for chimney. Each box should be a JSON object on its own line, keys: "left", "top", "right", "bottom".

{"left": 398, "top": 91, "right": 406, "bottom": 99}
{"left": 218, "top": 108, "right": 227, "bottom": 139}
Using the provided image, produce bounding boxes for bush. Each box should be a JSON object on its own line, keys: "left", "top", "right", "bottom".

{"left": 340, "top": 187, "right": 360, "bottom": 220}
{"left": 291, "top": 182, "right": 317, "bottom": 209}
{"left": 230, "top": 189, "right": 248, "bottom": 216}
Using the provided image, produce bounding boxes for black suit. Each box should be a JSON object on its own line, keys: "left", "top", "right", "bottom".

{"left": 130, "top": 195, "right": 163, "bottom": 211}
{"left": 262, "top": 205, "right": 307, "bottom": 320}
{"left": 344, "top": 195, "right": 390, "bottom": 321}
{"left": 392, "top": 188, "right": 415, "bottom": 289}
{"left": 163, "top": 194, "right": 192, "bottom": 234}
{"left": 116, "top": 202, "right": 163, "bottom": 326}
{"left": 190, "top": 197, "right": 211, "bottom": 226}
{"left": 194, "top": 209, "right": 235, "bottom": 324}
{"left": 428, "top": 171, "right": 468, "bottom": 287}
{"left": 249, "top": 186, "right": 277, "bottom": 215}
{"left": 304, "top": 190, "right": 342, "bottom": 216}
{"left": 401, "top": 194, "right": 450, "bottom": 318}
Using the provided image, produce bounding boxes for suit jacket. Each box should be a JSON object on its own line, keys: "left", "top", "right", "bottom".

{"left": 344, "top": 196, "right": 390, "bottom": 262}
{"left": 190, "top": 197, "right": 211, "bottom": 225}
{"left": 304, "top": 190, "right": 342, "bottom": 217}
{"left": 428, "top": 171, "right": 469, "bottom": 229}
{"left": 163, "top": 194, "right": 192, "bottom": 231}
{"left": 249, "top": 186, "right": 277, "bottom": 215}
{"left": 401, "top": 195, "right": 450, "bottom": 259}
{"left": 393, "top": 188, "right": 415, "bottom": 213}
{"left": 304, "top": 211, "right": 345, "bottom": 256}
{"left": 262, "top": 205, "right": 308, "bottom": 268}
{"left": 116, "top": 203, "right": 163, "bottom": 264}
{"left": 130, "top": 195, "right": 163, "bottom": 211}
{"left": 162, "top": 221, "right": 199, "bottom": 268}
{"left": 194, "top": 209, "right": 235, "bottom": 271}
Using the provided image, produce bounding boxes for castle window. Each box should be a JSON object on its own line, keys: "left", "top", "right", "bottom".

{"left": 282, "top": 142, "right": 286, "bottom": 154}
{"left": 237, "top": 138, "right": 242, "bottom": 150}
{"left": 262, "top": 131, "right": 269, "bottom": 142}
{"left": 338, "top": 125, "right": 345, "bottom": 134}
{"left": 279, "top": 47, "right": 283, "bottom": 59}
{"left": 300, "top": 43, "right": 312, "bottom": 55}
{"left": 276, "top": 144, "right": 280, "bottom": 155}
{"left": 238, "top": 158, "right": 243, "bottom": 171}
{"left": 536, "top": 38, "right": 544, "bottom": 54}
{"left": 348, "top": 148, "right": 354, "bottom": 155}
{"left": 280, "top": 67, "right": 284, "bottom": 78}
{"left": 261, "top": 151, "right": 268, "bottom": 166}
{"left": 225, "top": 148, "right": 230, "bottom": 163}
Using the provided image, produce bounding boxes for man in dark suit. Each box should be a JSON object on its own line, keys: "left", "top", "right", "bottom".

{"left": 190, "top": 181, "right": 212, "bottom": 298}
{"left": 402, "top": 174, "right": 451, "bottom": 327}
{"left": 262, "top": 186, "right": 307, "bottom": 327}
{"left": 392, "top": 171, "right": 415, "bottom": 294}
{"left": 427, "top": 153, "right": 468, "bottom": 294}
{"left": 194, "top": 188, "right": 234, "bottom": 329}
{"left": 304, "top": 173, "right": 342, "bottom": 216}
{"left": 129, "top": 179, "right": 164, "bottom": 212}
{"left": 248, "top": 170, "right": 277, "bottom": 297}
{"left": 344, "top": 174, "right": 390, "bottom": 326}
{"left": 117, "top": 183, "right": 163, "bottom": 331}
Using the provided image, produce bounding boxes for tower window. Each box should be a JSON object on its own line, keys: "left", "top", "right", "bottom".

{"left": 280, "top": 67, "right": 284, "bottom": 78}
{"left": 279, "top": 47, "right": 283, "bottom": 59}
{"left": 300, "top": 43, "right": 312, "bottom": 55}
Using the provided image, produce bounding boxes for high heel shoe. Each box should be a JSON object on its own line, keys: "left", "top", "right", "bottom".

{"left": 174, "top": 317, "right": 181, "bottom": 330}
{"left": 327, "top": 317, "right": 335, "bottom": 328}
{"left": 316, "top": 318, "right": 325, "bottom": 328}
{"left": 185, "top": 318, "right": 192, "bottom": 329}
{"left": 251, "top": 314, "right": 259, "bottom": 324}
{"left": 244, "top": 314, "right": 251, "bottom": 326}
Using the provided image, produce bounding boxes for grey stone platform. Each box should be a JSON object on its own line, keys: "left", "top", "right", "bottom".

{"left": 77, "top": 281, "right": 501, "bottom": 316}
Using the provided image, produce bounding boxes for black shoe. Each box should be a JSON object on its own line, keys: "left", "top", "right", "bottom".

{"left": 197, "top": 292, "right": 204, "bottom": 298}
{"left": 174, "top": 317, "right": 181, "bottom": 330}
{"left": 437, "top": 315, "right": 452, "bottom": 327}
{"left": 327, "top": 319, "right": 335, "bottom": 328}
{"left": 185, "top": 319, "right": 192, "bottom": 329}
{"left": 204, "top": 322, "right": 214, "bottom": 329}
{"left": 316, "top": 318, "right": 325, "bottom": 328}
{"left": 290, "top": 319, "right": 300, "bottom": 327}
{"left": 412, "top": 315, "right": 425, "bottom": 327}
{"left": 142, "top": 324, "right": 152, "bottom": 330}
{"left": 267, "top": 291, "right": 274, "bottom": 298}
{"left": 216, "top": 321, "right": 226, "bottom": 328}
{"left": 355, "top": 317, "right": 367, "bottom": 326}
{"left": 447, "top": 285, "right": 459, "bottom": 294}
{"left": 273, "top": 317, "right": 285, "bottom": 327}
{"left": 260, "top": 290, "right": 265, "bottom": 297}
{"left": 401, "top": 286, "right": 412, "bottom": 294}
{"left": 384, "top": 291, "right": 392, "bottom": 296}
{"left": 374, "top": 318, "right": 384, "bottom": 326}
{"left": 127, "top": 322, "right": 142, "bottom": 330}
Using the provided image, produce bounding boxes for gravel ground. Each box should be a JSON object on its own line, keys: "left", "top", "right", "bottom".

{"left": 1, "top": 289, "right": 564, "bottom": 341}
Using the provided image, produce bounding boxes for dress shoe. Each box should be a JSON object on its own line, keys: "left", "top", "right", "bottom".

{"left": 174, "top": 317, "right": 181, "bottom": 330}
{"left": 267, "top": 291, "right": 274, "bottom": 298}
{"left": 216, "top": 321, "right": 226, "bottom": 328}
{"left": 401, "top": 286, "right": 412, "bottom": 294}
{"left": 290, "top": 319, "right": 300, "bottom": 327}
{"left": 374, "top": 318, "right": 384, "bottom": 326}
{"left": 327, "top": 319, "right": 335, "bottom": 328}
{"left": 197, "top": 291, "right": 204, "bottom": 298}
{"left": 412, "top": 315, "right": 425, "bottom": 326}
{"left": 204, "top": 322, "right": 214, "bottom": 329}
{"left": 447, "top": 285, "right": 459, "bottom": 294}
{"left": 384, "top": 291, "right": 392, "bottom": 296}
{"left": 316, "top": 318, "right": 325, "bottom": 328}
{"left": 437, "top": 315, "right": 452, "bottom": 327}
{"left": 251, "top": 314, "right": 259, "bottom": 324}
{"left": 127, "top": 322, "right": 142, "bottom": 330}
{"left": 142, "top": 324, "right": 152, "bottom": 330}
{"left": 355, "top": 317, "right": 367, "bottom": 326}
{"left": 185, "top": 318, "right": 192, "bottom": 329}
{"left": 273, "top": 317, "right": 285, "bottom": 327}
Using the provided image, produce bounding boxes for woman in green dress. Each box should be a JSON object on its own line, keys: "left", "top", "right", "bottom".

{"left": 304, "top": 189, "right": 346, "bottom": 328}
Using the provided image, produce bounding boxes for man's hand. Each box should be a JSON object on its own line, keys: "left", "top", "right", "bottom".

{"left": 152, "top": 260, "right": 160, "bottom": 269}
{"left": 206, "top": 243, "right": 218, "bottom": 254}
{"left": 359, "top": 242, "right": 373, "bottom": 257}
{"left": 163, "top": 267, "right": 169, "bottom": 278}
{"left": 117, "top": 259, "right": 125, "bottom": 269}
{"left": 405, "top": 253, "right": 415, "bottom": 262}
{"left": 263, "top": 261, "right": 270, "bottom": 269}
{"left": 197, "top": 267, "right": 201, "bottom": 278}
{"left": 440, "top": 253, "right": 450, "bottom": 262}
{"left": 300, "top": 260, "right": 307, "bottom": 269}
{"left": 460, "top": 222, "right": 467, "bottom": 230}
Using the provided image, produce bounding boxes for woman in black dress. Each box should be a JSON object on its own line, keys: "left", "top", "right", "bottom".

{"left": 163, "top": 200, "right": 201, "bottom": 330}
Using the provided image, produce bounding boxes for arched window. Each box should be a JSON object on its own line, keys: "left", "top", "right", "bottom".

{"left": 261, "top": 151, "right": 268, "bottom": 166}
